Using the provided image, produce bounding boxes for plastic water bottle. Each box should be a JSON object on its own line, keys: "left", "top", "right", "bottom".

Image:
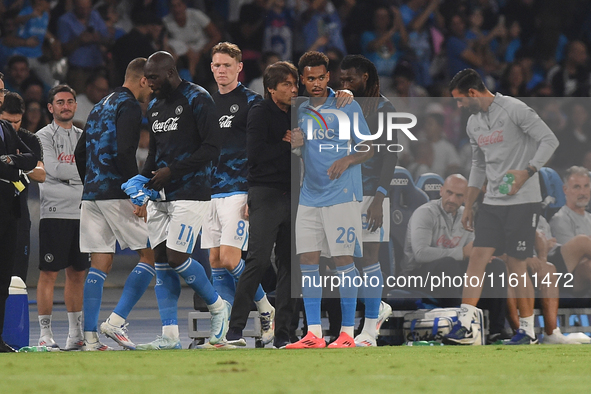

{"left": 18, "top": 346, "right": 50, "bottom": 352}
{"left": 499, "top": 173, "right": 515, "bottom": 195}
{"left": 406, "top": 341, "right": 444, "bottom": 346}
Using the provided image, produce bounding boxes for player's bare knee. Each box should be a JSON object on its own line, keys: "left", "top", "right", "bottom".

{"left": 333, "top": 255, "right": 354, "bottom": 267}
{"left": 137, "top": 248, "right": 155, "bottom": 266}
{"left": 166, "top": 249, "right": 189, "bottom": 268}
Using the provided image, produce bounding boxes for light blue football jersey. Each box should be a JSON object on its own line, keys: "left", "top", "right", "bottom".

{"left": 298, "top": 89, "right": 371, "bottom": 207}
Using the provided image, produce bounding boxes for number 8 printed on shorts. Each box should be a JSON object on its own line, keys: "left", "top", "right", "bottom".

{"left": 236, "top": 220, "right": 246, "bottom": 237}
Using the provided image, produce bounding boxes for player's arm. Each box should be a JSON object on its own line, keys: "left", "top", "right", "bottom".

{"left": 507, "top": 104, "right": 560, "bottom": 194}
{"left": 410, "top": 208, "right": 465, "bottom": 263}
{"left": 505, "top": 103, "right": 560, "bottom": 193}
{"left": 24, "top": 132, "right": 45, "bottom": 183}
{"left": 247, "top": 104, "right": 290, "bottom": 164}
{"left": 367, "top": 103, "right": 398, "bottom": 231}
{"left": 114, "top": 101, "right": 142, "bottom": 180}
{"left": 327, "top": 142, "right": 373, "bottom": 180}
{"left": 0, "top": 125, "right": 36, "bottom": 181}
{"left": 74, "top": 130, "right": 86, "bottom": 182}
{"left": 328, "top": 103, "right": 374, "bottom": 180}
{"left": 463, "top": 135, "right": 485, "bottom": 231}
{"left": 167, "top": 95, "right": 221, "bottom": 176}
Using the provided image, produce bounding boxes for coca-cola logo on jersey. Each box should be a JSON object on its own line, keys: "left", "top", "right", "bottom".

{"left": 477, "top": 130, "right": 503, "bottom": 147}
{"left": 58, "top": 152, "right": 75, "bottom": 163}
{"left": 152, "top": 117, "right": 180, "bottom": 133}
{"left": 436, "top": 235, "right": 461, "bottom": 248}
{"left": 219, "top": 115, "right": 234, "bottom": 128}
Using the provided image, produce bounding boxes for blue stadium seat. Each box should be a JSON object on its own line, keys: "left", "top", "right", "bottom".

{"left": 388, "top": 166, "right": 429, "bottom": 276}
{"left": 538, "top": 167, "right": 566, "bottom": 221}
{"left": 415, "top": 173, "right": 445, "bottom": 200}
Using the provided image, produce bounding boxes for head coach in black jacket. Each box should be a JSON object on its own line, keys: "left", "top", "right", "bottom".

{"left": 0, "top": 118, "right": 37, "bottom": 352}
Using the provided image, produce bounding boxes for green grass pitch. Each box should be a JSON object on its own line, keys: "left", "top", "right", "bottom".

{"left": 1, "top": 346, "right": 589, "bottom": 394}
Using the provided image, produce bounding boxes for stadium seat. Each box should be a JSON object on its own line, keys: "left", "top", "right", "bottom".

{"left": 415, "top": 173, "right": 445, "bottom": 200}
{"left": 539, "top": 167, "right": 566, "bottom": 221}
{"left": 388, "top": 166, "right": 429, "bottom": 276}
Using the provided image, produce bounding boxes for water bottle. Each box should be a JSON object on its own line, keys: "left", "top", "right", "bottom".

{"left": 18, "top": 346, "right": 50, "bottom": 352}
{"left": 406, "top": 341, "right": 443, "bottom": 346}
{"left": 499, "top": 173, "right": 515, "bottom": 195}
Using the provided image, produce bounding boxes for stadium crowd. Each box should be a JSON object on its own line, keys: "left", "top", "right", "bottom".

{"left": 1, "top": 0, "right": 591, "bottom": 351}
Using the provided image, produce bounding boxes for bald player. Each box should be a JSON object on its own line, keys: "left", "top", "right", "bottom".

{"left": 75, "top": 58, "right": 155, "bottom": 351}
{"left": 134, "top": 51, "right": 228, "bottom": 350}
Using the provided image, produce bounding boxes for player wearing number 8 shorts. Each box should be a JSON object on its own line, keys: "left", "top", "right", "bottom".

{"left": 200, "top": 43, "right": 274, "bottom": 348}
{"left": 288, "top": 51, "right": 374, "bottom": 349}
{"left": 443, "top": 69, "right": 559, "bottom": 346}
{"left": 136, "top": 51, "right": 229, "bottom": 350}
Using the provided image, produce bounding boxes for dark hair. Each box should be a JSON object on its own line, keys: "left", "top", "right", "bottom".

{"left": 263, "top": 61, "right": 298, "bottom": 100}
{"left": 298, "top": 51, "right": 329, "bottom": 75}
{"left": 0, "top": 91, "right": 25, "bottom": 114}
{"left": 0, "top": 72, "right": 4, "bottom": 80}
{"left": 340, "top": 54, "right": 380, "bottom": 115}
{"left": 7, "top": 55, "right": 29, "bottom": 70}
{"left": 448, "top": 68, "right": 486, "bottom": 94}
{"left": 48, "top": 84, "right": 76, "bottom": 104}
{"left": 211, "top": 42, "right": 242, "bottom": 63}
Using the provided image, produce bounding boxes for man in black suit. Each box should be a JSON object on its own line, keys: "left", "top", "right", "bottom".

{"left": 0, "top": 75, "right": 37, "bottom": 351}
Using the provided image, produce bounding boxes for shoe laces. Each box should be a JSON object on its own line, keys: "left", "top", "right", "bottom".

{"left": 260, "top": 312, "right": 272, "bottom": 331}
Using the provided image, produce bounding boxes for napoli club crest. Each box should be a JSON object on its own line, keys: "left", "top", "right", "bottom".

{"left": 175, "top": 105, "right": 183, "bottom": 115}
{"left": 230, "top": 104, "right": 239, "bottom": 113}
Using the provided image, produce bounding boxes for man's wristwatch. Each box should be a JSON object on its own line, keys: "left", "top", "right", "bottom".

{"left": 0, "top": 155, "right": 13, "bottom": 165}
{"left": 526, "top": 165, "right": 537, "bottom": 178}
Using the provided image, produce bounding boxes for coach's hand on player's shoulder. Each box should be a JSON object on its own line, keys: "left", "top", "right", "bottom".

{"left": 327, "top": 156, "right": 353, "bottom": 180}
{"left": 366, "top": 196, "right": 384, "bottom": 232}
{"left": 291, "top": 128, "right": 304, "bottom": 148}
{"left": 461, "top": 207, "right": 474, "bottom": 232}
{"left": 334, "top": 89, "right": 354, "bottom": 108}
{"left": 506, "top": 169, "right": 529, "bottom": 195}
{"left": 133, "top": 204, "right": 148, "bottom": 223}
{"left": 146, "top": 167, "right": 172, "bottom": 190}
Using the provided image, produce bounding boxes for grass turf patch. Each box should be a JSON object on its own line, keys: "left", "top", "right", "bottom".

{"left": 0, "top": 345, "right": 589, "bottom": 393}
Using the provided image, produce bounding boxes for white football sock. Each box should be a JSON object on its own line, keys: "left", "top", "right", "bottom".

{"left": 67, "top": 311, "right": 83, "bottom": 339}
{"left": 162, "top": 325, "right": 179, "bottom": 340}
{"left": 362, "top": 318, "right": 378, "bottom": 338}
{"left": 107, "top": 313, "right": 125, "bottom": 327}
{"left": 519, "top": 315, "right": 535, "bottom": 338}
{"left": 341, "top": 326, "right": 354, "bottom": 338}
{"left": 39, "top": 315, "right": 53, "bottom": 338}
{"left": 458, "top": 304, "right": 477, "bottom": 328}
{"left": 308, "top": 324, "right": 322, "bottom": 338}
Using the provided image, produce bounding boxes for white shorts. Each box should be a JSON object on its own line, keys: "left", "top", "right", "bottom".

{"left": 147, "top": 200, "right": 210, "bottom": 254}
{"left": 201, "top": 193, "right": 248, "bottom": 250}
{"left": 361, "top": 196, "right": 390, "bottom": 243}
{"left": 79, "top": 200, "right": 150, "bottom": 253}
{"left": 296, "top": 201, "right": 363, "bottom": 258}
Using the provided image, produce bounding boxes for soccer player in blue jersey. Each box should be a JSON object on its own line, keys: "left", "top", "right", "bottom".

{"left": 339, "top": 55, "right": 397, "bottom": 347}
{"left": 199, "top": 42, "right": 275, "bottom": 348}
{"left": 136, "top": 51, "right": 229, "bottom": 350}
{"left": 287, "top": 51, "right": 374, "bottom": 349}
{"left": 74, "top": 58, "right": 155, "bottom": 351}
